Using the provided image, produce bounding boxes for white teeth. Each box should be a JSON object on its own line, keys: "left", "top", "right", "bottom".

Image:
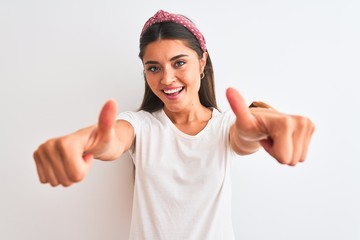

{"left": 164, "top": 87, "right": 183, "bottom": 94}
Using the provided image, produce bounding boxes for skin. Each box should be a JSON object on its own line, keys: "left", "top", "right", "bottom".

{"left": 142, "top": 40, "right": 211, "bottom": 135}
{"left": 33, "top": 39, "right": 315, "bottom": 187}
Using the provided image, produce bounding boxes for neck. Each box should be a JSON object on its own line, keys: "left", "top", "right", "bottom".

{"left": 163, "top": 104, "right": 213, "bottom": 136}
{"left": 163, "top": 104, "right": 211, "bottom": 125}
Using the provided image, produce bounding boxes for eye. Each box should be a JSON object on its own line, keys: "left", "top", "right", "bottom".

{"left": 147, "top": 66, "right": 160, "bottom": 73}
{"left": 174, "top": 60, "right": 185, "bottom": 68}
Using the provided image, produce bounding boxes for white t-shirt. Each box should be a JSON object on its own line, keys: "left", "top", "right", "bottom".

{"left": 117, "top": 108, "right": 237, "bottom": 240}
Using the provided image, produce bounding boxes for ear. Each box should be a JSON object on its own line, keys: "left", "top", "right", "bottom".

{"left": 200, "top": 52, "right": 208, "bottom": 72}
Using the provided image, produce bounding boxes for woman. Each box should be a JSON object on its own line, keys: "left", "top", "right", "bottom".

{"left": 33, "top": 10, "right": 315, "bottom": 239}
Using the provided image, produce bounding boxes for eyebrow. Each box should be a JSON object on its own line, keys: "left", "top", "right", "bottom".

{"left": 144, "top": 54, "right": 189, "bottom": 65}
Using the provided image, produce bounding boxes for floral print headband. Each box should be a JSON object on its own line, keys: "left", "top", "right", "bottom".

{"left": 140, "top": 10, "right": 207, "bottom": 52}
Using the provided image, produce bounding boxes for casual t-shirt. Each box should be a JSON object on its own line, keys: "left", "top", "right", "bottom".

{"left": 117, "top": 108, "right": 237, "bottom": 240}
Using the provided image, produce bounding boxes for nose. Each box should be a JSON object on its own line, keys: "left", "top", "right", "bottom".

{"left": 161, "top": 67, "right": 175, "bottom": 85}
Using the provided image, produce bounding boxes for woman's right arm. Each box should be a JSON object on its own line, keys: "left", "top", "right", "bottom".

{"left": 33, "top": 100, "right": 134, "bottom": 187}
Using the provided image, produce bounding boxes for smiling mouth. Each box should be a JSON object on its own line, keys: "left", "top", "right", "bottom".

{"left": 162, "top": 87, "right": 184, "bottom": 96}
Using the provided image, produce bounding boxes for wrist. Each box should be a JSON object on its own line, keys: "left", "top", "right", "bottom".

{"left": 230, "top": 124, "right": 261, "bottom": 155}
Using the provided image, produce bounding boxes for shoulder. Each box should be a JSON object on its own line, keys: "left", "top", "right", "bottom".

{"left": 117, "top": 110, "right": 163, "bottom": 132}
{"left": 117, "top": 110, "right": 152, "bottom": 122}
{"left": 211, "top": 108, "right": 235, "bottom": 125}
{"left": 201, "top": 109, "right": 236, "bottom": 139}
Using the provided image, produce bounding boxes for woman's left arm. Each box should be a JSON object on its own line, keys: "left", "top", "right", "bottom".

{"left": 226, "top": 87, "right": 315, "bottom": 166}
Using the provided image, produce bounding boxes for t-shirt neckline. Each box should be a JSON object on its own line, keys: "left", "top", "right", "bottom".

{"left": 159, "top": 108, "right": 218, "bottom": 139}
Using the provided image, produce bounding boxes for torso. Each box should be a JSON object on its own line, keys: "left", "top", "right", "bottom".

{"left": 117, "top": 108, "right": 237, "bottom": 239}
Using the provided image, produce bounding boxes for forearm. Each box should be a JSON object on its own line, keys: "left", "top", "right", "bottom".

{"left": 74, "top": 119, "right": 134, "bottom": 161}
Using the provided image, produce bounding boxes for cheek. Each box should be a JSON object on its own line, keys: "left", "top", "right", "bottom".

{"left": 180, "top": 68, "right": 200, "bottom": 84}
{"left": 145, "top": 77, "right": 165, "bottom": 99}
{"left": 186, "top": 71, "right": 201, "bottom": 89}
{"left": 144, "top": 76, "right": 156, "bottom": 93}
{"left": 145, "top": 74, "right": 158, "bottom": 88}
{"left": 146, "top": 80, "right": 157, "bottom": 94}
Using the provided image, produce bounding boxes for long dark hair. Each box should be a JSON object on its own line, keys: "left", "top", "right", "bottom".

{"left": 138, "top": 21, "right": 218, "bottom": 112}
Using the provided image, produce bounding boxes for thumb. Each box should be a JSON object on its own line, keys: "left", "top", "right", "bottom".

{"left": 97, "top": 99, "right": 118, "bottom": 138}
{"left": 83, "top": 99, "right": 118, "bottom": 160}
{"left": 226, "top": 87, "right": 254, "bottom": 126}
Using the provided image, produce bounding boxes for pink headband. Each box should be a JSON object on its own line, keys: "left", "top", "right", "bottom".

{"left": 140, "top": 10, "right": 207, "bottom": 52}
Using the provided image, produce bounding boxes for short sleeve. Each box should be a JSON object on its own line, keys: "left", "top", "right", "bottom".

{"left": 117, "top": 111, "right": 140, "bottom": 137}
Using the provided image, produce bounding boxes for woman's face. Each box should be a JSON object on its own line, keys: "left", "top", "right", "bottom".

{"left": 142, "top": 39, "right": 207, "bottom": 113}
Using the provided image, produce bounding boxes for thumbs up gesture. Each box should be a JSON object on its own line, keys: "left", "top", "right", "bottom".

{"left": 33, "top": 100, "right": 133, "bottom": 187}
{"left": 226, "top": 88, "right": 315, "bottom": 166}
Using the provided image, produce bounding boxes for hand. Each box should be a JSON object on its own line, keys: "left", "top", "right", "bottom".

{"left": 226, "top": 87, "right": 315, "bottom": 166}
{"left": 33, "top": 100, "right": 120, "bottom": 187}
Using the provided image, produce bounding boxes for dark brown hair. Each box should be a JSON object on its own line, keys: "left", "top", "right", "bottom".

{"left": 138, "top": 21, "right": 218, "bottom": 112}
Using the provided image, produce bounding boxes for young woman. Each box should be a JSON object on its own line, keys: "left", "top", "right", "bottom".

{"left": 33, "top": 10, "right": 315, "bottom": 239}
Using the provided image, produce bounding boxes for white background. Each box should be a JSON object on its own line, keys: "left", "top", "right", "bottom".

{"left": 1, "top": 0, "right": 359, "bottom": 239}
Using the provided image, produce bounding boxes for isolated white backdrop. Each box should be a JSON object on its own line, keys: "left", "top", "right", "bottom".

{"left": 1, "top": 0, "right": 359, "bottom": 239}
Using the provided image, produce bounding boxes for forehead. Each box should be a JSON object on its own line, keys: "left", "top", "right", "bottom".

{"left": 143, "top": 39, "right": 197, "bottom": 61}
